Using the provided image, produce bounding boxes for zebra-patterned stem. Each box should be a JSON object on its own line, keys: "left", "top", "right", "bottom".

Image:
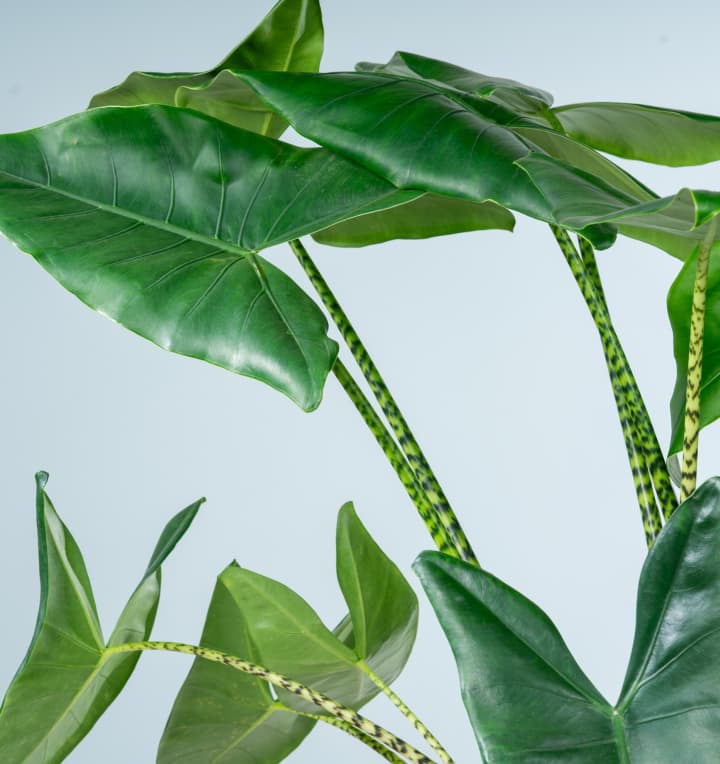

{"left": 681, "top": 223, "right": 716, "bottom": 501}
{"left": 295, "top": 711, "right": 407, "bottom": 764}
{"left": 291, "top": 239, "right": 477, "bottom": 566}
{"left": 579, "top": 238, "right": 677, "bottom": 519}
{"left": 106, "top": 641, "right": 438, "bottom": 764}
{"left": 334, "top": 359, "right": 457, "bottom": 558}
{"left": 552, "top": 227, "right": 662, "bottom": 545}
{"left": 363, "top": 665, "right": 454, "bottom": 764}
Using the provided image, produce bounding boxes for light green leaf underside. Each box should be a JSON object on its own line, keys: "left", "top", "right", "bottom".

{"left": 90, "top": 0, "right": 323, "bottom": 138}
{"left": 0, "top": 473, "right": 200, "bottom": 763}
{"left": 0, "top": 105, "right": 436, "bottom": 410}
{"left": 554, "top": 102, "right": 720, "bottom": 167}
{"left": 415, "top": 478, "right": 720, "bottom": 762}
{"left": 313, "top": 193, "right": 515, "bottom": 247}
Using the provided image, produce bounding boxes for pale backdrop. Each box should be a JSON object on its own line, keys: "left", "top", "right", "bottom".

{"left": 1, "top": 1, "right": 720, "bottom": 762}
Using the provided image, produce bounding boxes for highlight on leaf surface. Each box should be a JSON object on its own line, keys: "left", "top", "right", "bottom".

{"left": 0, "top": 473, "right": 202, "bottom": 764}
{"left": 160, "top": 502, "right": 418, "bottom": 763}
{"left": 415, "top": 477, "right": 720, "bottom": 762}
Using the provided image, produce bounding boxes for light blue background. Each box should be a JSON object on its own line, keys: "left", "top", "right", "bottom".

{"left": 1, "top": 1, "right": 720, "bottom": 762}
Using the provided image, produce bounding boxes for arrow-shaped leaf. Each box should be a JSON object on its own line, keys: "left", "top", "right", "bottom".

{"left": 0, "top": 105, "right": 436, "bottom": 409}
{"left": 160, "top": 503, "right": 418, "bottom": 762}
{"left": 0, "top": 473, "right": 201, "bottom": 763}
{"left": 415, "top": 477, "right": 720, "bottom": 762}
{"left": 90, "top": 0, "right": 323, "bottom": 137}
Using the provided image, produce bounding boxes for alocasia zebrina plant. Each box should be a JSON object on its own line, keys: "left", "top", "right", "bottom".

{"left": 2, "top": 0, "right": 720, "bottom": 761}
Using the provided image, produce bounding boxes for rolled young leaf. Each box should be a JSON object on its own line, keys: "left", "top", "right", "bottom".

{"left": 161, "top": 502, "right": 418, "bottom": 762}
{"left": 90, "top": 0, "right": 323, "bottom": 138}
{"left": 415, "top": 477, "right": 720, "bottom": 762}
{"left": 0, "top": 105, "right": 436, "bottom": 410}
{"left": 554, "top": 102, "right": 720, "bottom": 167}
{"left": 0, "top": 473, "right": 202, "bottom": 763}
{"left": 667, "top": 240, "right": 720, "bottom": 454}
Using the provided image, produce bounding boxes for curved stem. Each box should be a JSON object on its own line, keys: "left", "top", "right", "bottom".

{"left": 106, "top": 641, "right": 438, "bottom": 764}
{"left": 291, "top": 238, "right": 477, "bottom": 565}
{"left": 579, "top": 238, "right": 677, "bottom": 518}
{"left": 334, "top": 359, "right": 457, "bottom": 558}
{"left": 295, "top": 710, "right": 407, "bottom": 764}
{"left": 551, "top": 227, "right": 662, "bottom": 546}
{"left": 681, "top": 221, "right": 717, "bottom": 501}
{"left": 363, "top": 666, "right": 454, "bottom": 764}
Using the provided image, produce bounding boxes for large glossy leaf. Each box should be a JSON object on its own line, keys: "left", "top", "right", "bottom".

{"left": 90, "top": 0, "right": 323, "bottom": 137}
{"left": 0, "top": 473, "right": 201, "bottom": 763}
{"left": 0, "top": 105, "right": 447, "bottom": 409}
{"left": 667, "top": 241, "right": 720, "bottom": 453}
{"left": 414, "top": 551, "right": 615, "bottom": 762}
{"left": 554, "top": 102, "right": 720, "bottom": 167}
{"left": 161, "top": 503, "right": 418, "bottom": 762}
{"left": 313, "top": 193, "right": 515, "bottom": 247}
{"left": 415, "top": 477, "right": 720, "bottom": 762}
{"left": 236, "top": 70, "right": 633, "bottom": 244}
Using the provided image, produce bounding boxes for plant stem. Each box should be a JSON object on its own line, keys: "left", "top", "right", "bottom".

{"left": 295, "top": 711, "right": 408, "bottom": 764}
{"left": 363, "top": 665, "right": 454, "bottom": 764}
{"left": 680, "top": 221, "right": 717, "bottom": 501}
{"left": 578, "top": 238, "right": 677, "bottom": 519}
{"left": 291, "top": 238, "right": 477, "bottom": 565}
{"left": 551, "top": 227, "right": 662, "bottom": 546}
{"left": 333, "top": 359, "right": 457, "bottom": 558}
{"left": 106, "top": 641, "right": 438, "bottom": 764}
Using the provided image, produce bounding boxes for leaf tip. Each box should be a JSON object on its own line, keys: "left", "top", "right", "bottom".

{"left": 35, "top": 471, "right": 49, "bottom": 490}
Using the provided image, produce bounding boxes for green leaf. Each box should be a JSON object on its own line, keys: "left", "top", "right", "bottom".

{"left": 236, "top": 71, "right": 566, "bottom": 222}
{"left": 415, "top": 477, "right": 720, "bottom": 762}
{"left": 518, "top": 154, "right": 720, "bottom": 259}
{"left": 0, "top": 473, "right": 201, "bottom": 763}
{"left": 90, "top": 0, "right": 323, "bottom": 137}
{"left": 668, "top": 241, "right": 720, "bottom": 453}
{"left": 0, "top": 105, "right": 441, "bottom": 409}
{"left": 158, "top": 571, "right": 315, "bottom": 764}
{"left": 161, "top": 503, "right": 418, "bottom": 762}
{"left": 336, "top": 502, "right": 418, "bottom": 675}
{"left": 313, "top": 193, "right": 515, "bottom": 247}
{"left": 614, "top": 477, "right": 720, "bottom": 758}
{"left": 357, "top": 51, "right": 554, "bottom": 120}
{"left": 414, "top": 551, "right": 616, "bottom": 762}
{"left": 554, "top": 102, "right": 720, "bottom": 167}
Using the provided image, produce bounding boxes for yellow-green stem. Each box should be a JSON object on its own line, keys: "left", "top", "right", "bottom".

{"left": 295, "top": 710, "right": 407, "bottom": 764}
{"left": 579, "top": 238, "right": 677, "bottom": 519}
{"left": 364, "top": 665, "right": 454, "bottom": 764}
{"left": 552, "top": 227, "right": 662, "bottom": 546}
{"left": 291, "top": 239, "right": 477, "bottom": 565}
{"left": 106, "top": 641, "right": 438, "bottom": 764}
{"left": 681, "top": 221, "right": 717, "bottom": 501}
{"left": 333, "top": 360, "right": 458, "bottom": 558}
